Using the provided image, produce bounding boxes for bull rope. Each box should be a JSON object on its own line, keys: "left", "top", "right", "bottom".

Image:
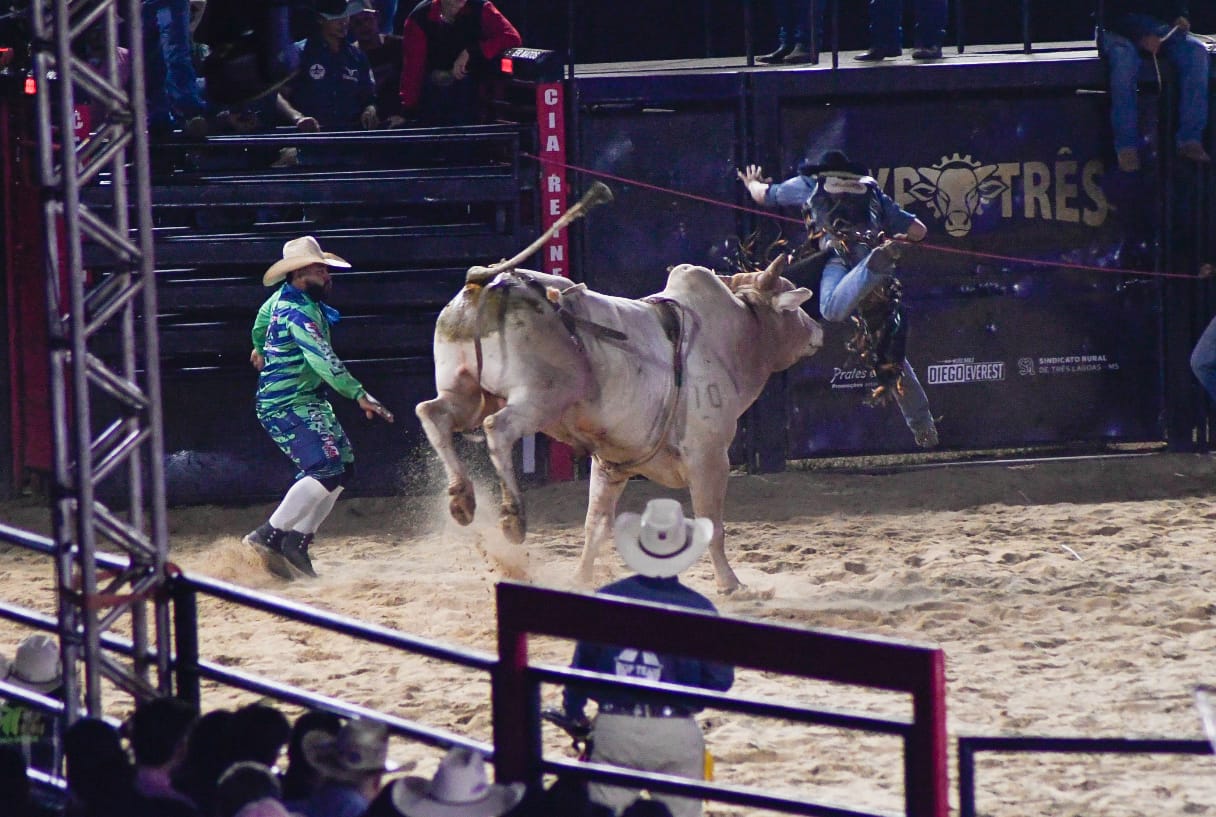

{"left": 521, "top": 153, "right": 1203, "bottom": 281}
{"left": 593, "top": 297, "right": 687, "bottom": 478}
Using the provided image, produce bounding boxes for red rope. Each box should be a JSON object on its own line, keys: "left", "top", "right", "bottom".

{"left": 523, "top": 152, "right": 1201, "bottom": 281}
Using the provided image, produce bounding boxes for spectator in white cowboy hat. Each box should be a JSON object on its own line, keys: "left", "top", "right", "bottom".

{"left": 244, "top": 236, "right": 395, "bottom": 581}
{"left": 293, "top": 717, "right": 393, "bottom": 817}
{"left": 559, "top": 499, "right": 734, "bottom": 817}
{"left": 0, "top": 634, "right": 66, "bottom": 775}
{"left": 365, "top": 745, "right": 524, "bottom": 817}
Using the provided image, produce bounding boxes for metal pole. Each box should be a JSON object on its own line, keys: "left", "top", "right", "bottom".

{"left": 1022, "top": 0, "right": 1032, "bottom": 54}
{"left": 830, "top": 0, "right": 839, "bottom": 70}
{"left": 492, "top": 586, "right": 541, "bottom": 785}
{"left": 957, "top": 739, "right": 976, "bottom": 817}
{"left": 30, "top": 0, "right": 172, "bottom": 721}
{"left": 743, "top": 0, "right": 754, "bottom": 67}
{"left": 566, "top": 0, "right": 575, "bottom": 79}
{"left": 956, "top": 0, "right": 965, "bottom": 54}
{"left": 808, "top": 0, "right": 819, "bottom": 65}
{"left": 172, "top": 583, "right": 201, "bottom": 708}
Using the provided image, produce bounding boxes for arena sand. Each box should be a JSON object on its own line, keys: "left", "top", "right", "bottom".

{"left": 3, "top": 451, "right": 1216, "bottom": 816}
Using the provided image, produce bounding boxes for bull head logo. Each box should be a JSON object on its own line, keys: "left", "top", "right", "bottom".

{"left": 909, "top": 153, "right": 1008, "bottom": 238}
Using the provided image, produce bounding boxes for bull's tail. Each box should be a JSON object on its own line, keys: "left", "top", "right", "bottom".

{"left": 465, "top": 182, "right": 613, "bottom": 284}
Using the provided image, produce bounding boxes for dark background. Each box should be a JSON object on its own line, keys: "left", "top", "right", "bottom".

{"left": 491, "top": 2, "right": 1216, "bottom": 64}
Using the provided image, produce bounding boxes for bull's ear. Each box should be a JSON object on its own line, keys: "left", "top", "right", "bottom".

{"left": 773, "top": 287, "right": 812, "bottom": 311}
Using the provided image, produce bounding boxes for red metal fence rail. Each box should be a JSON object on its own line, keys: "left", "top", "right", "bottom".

{"left": 494, "top": 582, "right": 948, "bottom": 817}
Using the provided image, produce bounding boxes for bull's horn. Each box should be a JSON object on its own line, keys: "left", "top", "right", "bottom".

{"left": 465, "top": 182, "right": 614, "bottom": 284}
{"left": 758, "top": 253, "right": 787, "bottom": 288}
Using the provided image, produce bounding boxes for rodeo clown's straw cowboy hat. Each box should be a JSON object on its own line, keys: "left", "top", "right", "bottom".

{"left": 613, "top": 498, "right": 713, "bottom": 578}
{"left": 263, "top": 236, "right": 351, "bottom": 287}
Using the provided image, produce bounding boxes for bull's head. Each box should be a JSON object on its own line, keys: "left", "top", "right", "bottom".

{"left": 724, "top": 255, "right": 823, "bottom": 366}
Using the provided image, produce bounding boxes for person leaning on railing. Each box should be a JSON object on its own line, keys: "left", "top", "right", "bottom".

{"left": 1101, "top": 0, "right": 1212, "bottom": 172}
{"left": 559, "top": 499, "right": 735, "bottom": 817}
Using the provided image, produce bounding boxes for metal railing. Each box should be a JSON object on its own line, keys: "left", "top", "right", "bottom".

{"left": 957, "top": 735, "right": 1213, "bottom": 817}
{"left": 494, "top": 582, "right": 949, "bottom": 817}
{"left": 0, "top": 520, "right": 495, "bottom": 760}
{"left": 5, "top": 520, "right": 1214, "bottom": 816}
{"left": 551, "top": 0, "right": 1077, "bottom": 75}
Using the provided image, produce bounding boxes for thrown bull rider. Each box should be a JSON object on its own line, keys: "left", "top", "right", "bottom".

{"left": 738, "top": 149, "right": 939, "bottom": 449}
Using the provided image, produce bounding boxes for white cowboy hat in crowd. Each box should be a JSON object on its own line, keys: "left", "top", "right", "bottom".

{"left": 263, "top": 236, "right": 351, "bottom": 287}
{"left": 7, "top": 633, "right": 63, "bottom": 693}
{"left": 613, "top": 498, "right": 713, "bottom": 578}
{"left": 390, "top": 747, "right": 525, "bottom": 817}
{"left": 302, "top": 718, "right": 393, "bottom": 783}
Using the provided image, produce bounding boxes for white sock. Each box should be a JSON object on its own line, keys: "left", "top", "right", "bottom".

{"left": 268, "top": 477, "right": 330, "bottom": 531}
{"left": 293, "top": 486, "right": 344, "bottom": 535}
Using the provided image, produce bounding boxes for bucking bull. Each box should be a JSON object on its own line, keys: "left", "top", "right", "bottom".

{"left": 415, "top": 183, "right": 824, "bottom": 593}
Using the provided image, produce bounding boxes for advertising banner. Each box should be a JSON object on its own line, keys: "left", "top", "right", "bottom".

{"left": 778, "top": 93, "right": 1164, "bottom": 455}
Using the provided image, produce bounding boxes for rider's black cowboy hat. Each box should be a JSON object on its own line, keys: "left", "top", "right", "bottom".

{"left": 798, "top": 149, "right": 870, "bottom": 179}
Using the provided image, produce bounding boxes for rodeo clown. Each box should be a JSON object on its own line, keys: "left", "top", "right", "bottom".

{"left": 244, "top": 236, "right": 394, "bottom": 580}
{"left": 738, "top": 149, "right": 939, "bottom": 448}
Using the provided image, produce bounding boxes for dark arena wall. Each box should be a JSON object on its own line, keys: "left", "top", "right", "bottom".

{"left": 2, "top": 5, "right": 1215, "bottom": 503}
{"left": 569, "top": 47, "right": 1205, "bottom": 465}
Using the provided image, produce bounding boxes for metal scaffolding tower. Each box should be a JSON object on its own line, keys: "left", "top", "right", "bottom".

{"left": 29, "top": 0, "right": 171, "bottom": 718}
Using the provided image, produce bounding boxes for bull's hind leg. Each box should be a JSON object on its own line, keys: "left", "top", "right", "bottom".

{"left": 415, "top": 379, "right": 486, "bottom": 526}
{"left": 481, "top": 399, "right": 556, "bottom": 544}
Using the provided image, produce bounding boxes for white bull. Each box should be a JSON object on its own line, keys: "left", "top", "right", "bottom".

{"left": 415, "top": 256, "right": 823, "bottom": 593}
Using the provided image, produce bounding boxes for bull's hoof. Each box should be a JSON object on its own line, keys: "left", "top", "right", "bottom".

{"left": 724, "top": 584, "right": 775, "bottom": 601}
{"left": 448, "top": 483, "right": 475, "bottom": 526}
{"left": 500, "top": 512, "right": 526, "bottom": 544}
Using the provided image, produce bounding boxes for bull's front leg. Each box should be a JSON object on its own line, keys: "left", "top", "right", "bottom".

{"left": 688, "top": 446, "right": 739, "bottom": 594}
{"left": 577, "top": 458, "right": 630, "bottom": 585}
{"left": 415, "top": 387, "right": 481, "bottom": 526}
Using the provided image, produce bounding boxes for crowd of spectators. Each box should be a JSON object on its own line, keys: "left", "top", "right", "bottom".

{"left": 1, "top": 689, "right": 570, "bottom": 817}
{"left": 2, "top": 684, "right": 679, "bottom": 817}
{"left": 128, "top": 0, "right": 521, "bottom": 139}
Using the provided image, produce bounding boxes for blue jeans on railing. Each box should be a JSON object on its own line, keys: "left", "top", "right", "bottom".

{"left": 1191, "top": 313, "right": 1216, "bottom": 402}
{"left": 142, "top": 0, "right": 205, "bottom": 130}
{"left": 867, "top": 0, "right": 946, "bottom": 51}
{"left": 1102, "top": 24, "right": 1210, "bottom": 152}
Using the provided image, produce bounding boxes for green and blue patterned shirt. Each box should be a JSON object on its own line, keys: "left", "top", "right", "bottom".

{"left": 252, "top": 284, "right": 367, "bottom": 412}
